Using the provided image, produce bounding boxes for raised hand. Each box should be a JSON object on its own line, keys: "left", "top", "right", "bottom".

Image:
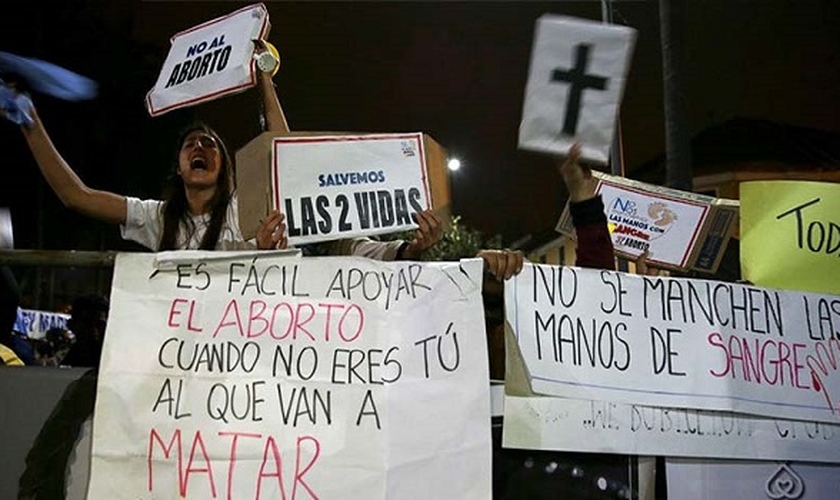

{"left": 256, "top": 210, "right": 287, "bottom": 250}
{"left": 478, "top": 249, "right": 525, "bottom": 281}
{"left": 557, "top": 142, "right": 597, "bottom": 202}
{"left": 400, "top": 210, "right": 442, "bottom": 260}
{"left": 634, "top": 250, "right": 666, "bottom": 276}
{"left": 0, "top": 80, "right": 34, "bottom": 127}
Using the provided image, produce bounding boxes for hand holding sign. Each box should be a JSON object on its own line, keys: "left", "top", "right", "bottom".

{"left": 0, "top": 79, "right": 33, "bottom": 128}
{"left": 557, "top": 142, "right": 597, "bottom": 202}
{"left": 252, "top": 38, "right": 280, "bottom": 75}
{"left": 254, "top": 209, "right": 287, "bottom": 249}
{"left": 398, "top": 210, "right": 443, "bottom": 260}
{"left": 519, "top": 15, "right": 636, "bottom": 165}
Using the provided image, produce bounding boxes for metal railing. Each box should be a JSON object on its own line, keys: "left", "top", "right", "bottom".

{"left": 0, "top": 250, "right": 117, "bottom": 268}
{"left": 0, "top": 250, "right": 117, "bottom": 311}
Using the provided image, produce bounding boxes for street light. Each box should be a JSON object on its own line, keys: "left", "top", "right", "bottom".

{"left": 447, "top": 158, "right": 461, "bottom": 172}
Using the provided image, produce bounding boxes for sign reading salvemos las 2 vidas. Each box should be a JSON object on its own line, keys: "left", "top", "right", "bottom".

{"left": 270, "top": 134, "right": 433, "bottom": 247}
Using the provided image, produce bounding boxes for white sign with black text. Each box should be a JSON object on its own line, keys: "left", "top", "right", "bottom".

{"left": 505, "top": 263, "right": 840, "bottom": 424}
{"left": 145, "top": 3, "right": 269, "bottom": 116}
{"left": 519, "top": 15, "right": 636, "bottom": 165}
{"left": 271, "top": 134, "right": 433, "bottom": 247}
{"left": 88, "top": 251, "right": 492, "bottom": 499}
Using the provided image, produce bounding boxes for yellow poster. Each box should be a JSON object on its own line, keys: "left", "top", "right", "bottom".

{"left": 740, "top": 180, "right": 840, "bottom": 295}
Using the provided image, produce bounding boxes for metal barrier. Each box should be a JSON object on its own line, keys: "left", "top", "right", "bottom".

{"left": 0, "top": 250, "right": 117, "bottom": 311}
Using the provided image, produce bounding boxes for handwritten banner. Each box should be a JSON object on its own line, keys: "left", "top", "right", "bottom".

{"left": 741, "top": 180, "right": 840, "bottom": 296}
{"left": 88, "top": 252, "right": 490, "bottom": 499}
{"left": 271, "top": 134, "right": 432, "bottom": 246}
{"left": 504, "top": 263, "right": 840, "bottom": 424}
{"left": 503, "top": 396, "right": 840, "bottom": 463}
{"left": 145, "top": 3, "right": 269, "bottom": 116}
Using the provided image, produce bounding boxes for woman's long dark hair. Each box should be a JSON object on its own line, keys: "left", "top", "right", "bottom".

{"left": 159, "top": 123, "right": 235, "bottom": 250}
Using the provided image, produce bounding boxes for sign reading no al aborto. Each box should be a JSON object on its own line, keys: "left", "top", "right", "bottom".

{"left": 145, "top": 3, "right": 269, "bottom": 116}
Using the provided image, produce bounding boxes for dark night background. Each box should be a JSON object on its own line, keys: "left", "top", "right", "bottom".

{"left": 2, "top": 0, "right": 839, "bottom": 252}
{"left": 1, "top": 4, "right": 838, "bottom": 496}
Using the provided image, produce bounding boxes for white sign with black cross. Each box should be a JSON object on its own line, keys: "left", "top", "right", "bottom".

{"left": 518, "top": 15, "right": 637, "bottom": 165}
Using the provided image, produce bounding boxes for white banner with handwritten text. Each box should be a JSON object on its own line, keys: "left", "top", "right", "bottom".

{"left": 88, "top": 251, "right": 491, "bottom": 499}
{"left": 505, "top": 264, "right": 840, "bottom": 424}
{"left": 503, "top": 396, "right": 840, "bottom": 463}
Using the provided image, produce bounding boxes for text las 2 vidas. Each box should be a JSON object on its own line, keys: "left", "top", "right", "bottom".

{"left": 283, "top": 187, "right": 425, "bottom": 238}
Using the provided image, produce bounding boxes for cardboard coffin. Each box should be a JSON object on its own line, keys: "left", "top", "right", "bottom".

{"left": 235, "top": 131, "right": 451, "bottom": 241}
{"left": 556, "top": 171, "right": 739, "bottom": 274}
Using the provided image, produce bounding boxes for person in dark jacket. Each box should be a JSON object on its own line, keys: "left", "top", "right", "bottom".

{"left": 60, "top": 294, "right": 109, "bottom": 368}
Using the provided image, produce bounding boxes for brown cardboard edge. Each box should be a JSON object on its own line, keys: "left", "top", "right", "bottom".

{"left": 683, "top": 205, "right": 739, "bottom": 274}
{"left": 235, "top": 131, "right": 452, "bottom": 241}
{"left": 504, "top": 319, "right": 536, "bottom": 397}
{"left": 591, "top": 172, "right": 741, "bottom": 274}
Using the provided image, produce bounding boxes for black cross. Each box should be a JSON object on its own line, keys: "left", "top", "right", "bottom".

{"left": 550, "top": 44, "right": 609, "bottom": 136}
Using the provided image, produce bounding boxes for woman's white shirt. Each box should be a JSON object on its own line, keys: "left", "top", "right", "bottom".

{"left": 120, "top": 195, "right": 255, "bottom": 250}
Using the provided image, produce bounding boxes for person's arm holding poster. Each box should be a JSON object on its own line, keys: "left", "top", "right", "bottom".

{"left": 478, "top": 249, "right": 525, "bottom": 282}
{"left": 558, "top": 142, "right": 616, "bottom": 271}
{"left": 2, "top": 78, "right": 284, "bottom": 250}
{"left": 395, "top": 210, "right": 443, "bottom": 260}
{"left": 245, "top": 39, "right": 288, "bottom": 248}
{"left": 253, "top": 39, "right": 443, "bottom": 260}
{"left": 17, "top": 98, "right": 128, "bottom": 225}
{"left": 253, "top": 39, "right": 289, "bottom": 134}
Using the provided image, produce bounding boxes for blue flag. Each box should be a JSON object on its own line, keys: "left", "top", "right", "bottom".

{"left": 0, "top": 51, "right": 98, "bottom": 101}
